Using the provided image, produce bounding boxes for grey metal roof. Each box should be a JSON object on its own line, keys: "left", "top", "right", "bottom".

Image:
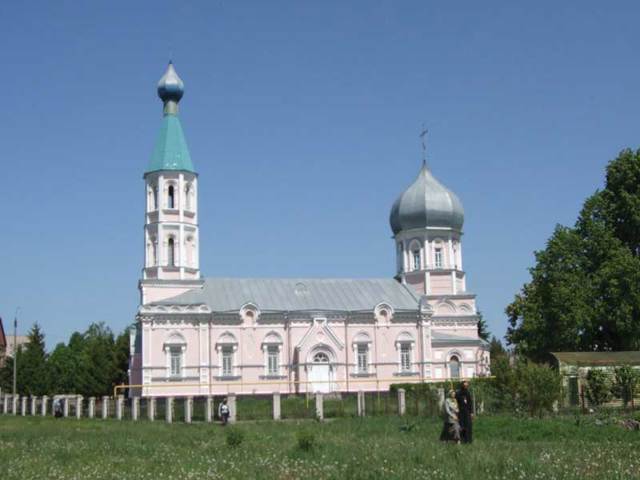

{"left": 431, "top": 331, "right": 482, "bottom": 345}
{"left": 154, "top": 277, "right": 421, "bottom": 312}
{"left": 390, "top": 163, "right": 464, "bottom": 234}
{"left": 551, "top": 351, "right": 640, "bottom": 366}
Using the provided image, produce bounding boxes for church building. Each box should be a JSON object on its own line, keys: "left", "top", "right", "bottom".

{"left": 129, "top": 63, "right": 490, "bottom": 397}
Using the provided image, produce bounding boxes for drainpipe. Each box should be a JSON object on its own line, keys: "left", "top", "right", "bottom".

{"left": 286, "top": 312, "right": 292, "bottom": 394}
{"left": 418, "top": 313, "right": 425, "bottom": 382}
{"left": 344, "top": 314, "right": 349, "bottom": 393}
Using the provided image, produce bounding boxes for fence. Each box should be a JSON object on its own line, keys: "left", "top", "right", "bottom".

{"left": 0, "top": 387, "right": 424, "bottom": 424}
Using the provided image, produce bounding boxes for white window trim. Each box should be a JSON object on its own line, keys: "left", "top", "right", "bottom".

{"left": 163, "top": 344, "right": 186, "bottom": 379}
{"left": 262, "top": 343, "right": 282, "bottom": 376}
{"left": 217, "top": 343, "right": 238, "bottom": 377}
{"left": 396, "top": 340, "right": 415, "bottom": 374}
{"left": 353, "top": 342, "right": 370, "bottom": 374}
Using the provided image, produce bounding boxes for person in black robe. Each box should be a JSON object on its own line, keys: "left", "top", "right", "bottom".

{"left": 455, "top": 380, "right": 474, "bottom": 444}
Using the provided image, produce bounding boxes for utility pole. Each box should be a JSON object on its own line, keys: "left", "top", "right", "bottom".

{"left": 12, "top": 307, "right": 19, "bottom": 398}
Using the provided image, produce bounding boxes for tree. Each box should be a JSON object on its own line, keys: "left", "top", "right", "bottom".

{"left": 506, "top": 149, "right": 640, "bottom": 360}
{"left": 476, "top": 312, "right": 490, "bottom": 342}
{"left": 585, "top": 369, "right": 612, "bottom": 407}
{"left": 489, "top": 336, "right": 507, "bottom": 361}
{"left": 17, "top": 324, "right": 49, "bottom": 395}
{"left": 612, "top": 365, "right": 639, "bottom": 409}
{"left": 515, "top": 361, "right": 563, "bottom": 417}
{"left": 601, "top": 148, "right": 640, "bottom": 257}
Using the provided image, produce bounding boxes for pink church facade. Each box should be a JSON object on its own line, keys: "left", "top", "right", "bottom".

{"left": 129, "top": 64, "right": 490, "bottom": 397}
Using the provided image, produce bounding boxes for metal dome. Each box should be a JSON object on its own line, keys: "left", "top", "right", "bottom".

{"left": 389, "top": 162, "right": 464, "bottom": 234}
{"left": 157, "top": 61, "right": 184, "bottom": 104}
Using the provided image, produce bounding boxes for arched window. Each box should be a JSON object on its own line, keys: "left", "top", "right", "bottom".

{"left": 217, "top": 333, "right": 238, "bottom": 378}
{"left": 412, "top": 250, "right": 421, "bottom": 271}
{"left": 396, "top": 332, "right": 414, "bottom": 374}
{"left": 262, "top": 332, "right": 283, "bottom": 377}
{"left": 434, "top": 247, "right": 443, "bottom": 269}
{"left": 164, "top": 333, "right": 186, "bottom": 379}
{"left": 449, "top": 355, "right": 460, "bottom": 379}
{"left": 313, "top": 352, "right": 330, "bottom": 363}
{"left": 353, "top": 332, "right": 371, "bottom": 374}
{"left": 153, "top": 187, "right": 158, "bottom": 210}
{"left": 168, "top": 185, "right": 175, "bottom": 209}
{"left": 167, "top": 238, "right": 175, "bottom": 267}
{"left": 185, "top": 236, "right": 194, "bottom": 267}
{"left": 185, "top": 183, "right": 192, "bottom": 210}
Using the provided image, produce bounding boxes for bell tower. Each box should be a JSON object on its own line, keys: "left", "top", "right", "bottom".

{"left": 139, "top": 62, "right": 203, "bottom": 304}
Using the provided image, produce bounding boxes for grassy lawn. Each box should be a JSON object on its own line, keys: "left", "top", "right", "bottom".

{"left": 1, "top": 414, "right": 639, "bottom": 479}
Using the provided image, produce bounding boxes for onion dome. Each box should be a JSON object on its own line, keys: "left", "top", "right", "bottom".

{"left": 145, "top": 62, "right": 194, "bottom": 174}
{"left": 389, "top": 162, "right": 464, "bottom": 234}
{"left": 157, "top": 61, "right": 184, "bottom": 104}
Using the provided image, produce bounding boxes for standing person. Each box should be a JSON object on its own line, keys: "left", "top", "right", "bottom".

{"left": 439, "top": 390, "right": 461, "bottom": 444}
{"left": 218, "top": 397, "right": 230, "bottom": 426}
{"left": 456, "top": 380, "right": 474, "bottom": 444}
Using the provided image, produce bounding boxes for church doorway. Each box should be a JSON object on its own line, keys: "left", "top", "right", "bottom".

{"left": 308, "top": 350, "right": 333, "bottom": 393}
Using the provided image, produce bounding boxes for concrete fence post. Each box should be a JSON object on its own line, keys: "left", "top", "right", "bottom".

{"left": 88, "top": 397, "right": 95, "bottom": 419}
{"left": 132, "top": 397, "right": 140, "bottom": 421}
{"left": 21, "top": 396, "right": 27, "bottom": 416}
{"left": 41, "top": 396, "right": 48, "bottom": 416}
{"left": 228, "top": 393, "right": 237, "bottom": 424}
{"left": 63, "top": 397, "right": 70, "bottom": 417}
{"left": 102, "top": 396, "right": 109, "bottom": 419}
{"left": 357, "top": 390, "right": 365, "bottom": 417}
{"left": 185, "top": 397, "right": 193, "bottom": 424}
{"left": 165, "top": 397, "right": 174, "bottom": 423}
{"left": 437, "top": 388, "right": 445, "bottom": 412}
{"left": 205, "top": 396, "right": 213, "bottom": 423}
{"left": 31, "top": 396, "right": 37, "bottom": 416}
{"left": 12, "top": 395, "right": 19, "bottom": 415}
{"left": 398, "top": 388, "right": 406, "bottom": 416}
{"left": 273, "top": 392, "right": 281, "bottom": 420}
{"left": 148, "top": 397, "right": 156, "bottom": 421}
{"left": 315, "top": 393, "right": 324, "bottom": 421}
{"left": 116, "top": 395, "right": 124, "bottom": 420}
{"left": 2, "top": 394, "right": 8, "bottom": 414}
{"left": 76, "top": 396, "right": 83, "bottom": 420}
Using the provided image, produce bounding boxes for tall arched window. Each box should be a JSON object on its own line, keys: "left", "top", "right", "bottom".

{"left": 153, "top": 187, "right": 158, "bottom": 210}
{"left": 168, "top": 185, "right": 175, "bottom": 209}
{"left": 449, "top": 356, "right": 460, "bottom": 379}
{"left": 412, "top": 250, "right": 421, "bottom": 271}
{"left": 185, "top": 183, "right": 192, "bottom": 210}
{"left": 167, "top": 237, "right": 175, "bottom": 266}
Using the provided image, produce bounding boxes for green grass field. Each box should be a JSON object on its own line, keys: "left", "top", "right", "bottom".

{"left": 1, "top": 414, "right": 639, "bottom": 479}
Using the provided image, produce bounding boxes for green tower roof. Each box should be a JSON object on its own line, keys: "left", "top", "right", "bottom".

{"left": 146, "top": 62, "right": 195, "bottom": 174}
{"left": 146, "top": 114, "right": 194, "bottom": 173}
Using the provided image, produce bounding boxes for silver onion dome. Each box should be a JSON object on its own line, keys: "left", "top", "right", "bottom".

{"left": 157, "top": 61, "right": 184, "bottom": 103}
{"left": 389, "top": 162, "right": 464, "bottom": 235}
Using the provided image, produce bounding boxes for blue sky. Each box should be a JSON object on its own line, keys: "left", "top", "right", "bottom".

{"left": 1, "top": 1, "right": 639, "bottom": 348}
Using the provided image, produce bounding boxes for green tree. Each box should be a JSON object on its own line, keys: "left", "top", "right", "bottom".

{"left": 476, "top": 312, "right": 490, "bottom": 342}
{"left": 601, "top": 148, "right": 640, "bottom": 257}
{"left": 17, "top": 324, "right": 49, "bottom": 395}
{"left": 515, "top": 361, "right": 563, "bottom": 417}
{"left": 612, "top": 365, "right": 639, "bottom": 409}
{"left": 506, "top": 149, "right": 640, "bottom": 360}
{"left": 585, "top": 369, "right": 612, "bottom": 407}
{"left": 489, "top": 336, "right": 507, "bottom": 361}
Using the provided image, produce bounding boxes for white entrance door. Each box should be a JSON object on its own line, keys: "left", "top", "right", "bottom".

{"left": 309, "top": 351, "right": 332, "bottom": 393}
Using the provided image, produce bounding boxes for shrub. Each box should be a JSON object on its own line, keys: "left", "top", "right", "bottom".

{"left": 585, "top": 369, "right": 612, "bottom": 407}
{"left": 225, "top": 428, "right": 244, "bottom": 448}
{"left": 296, "top": 430, "right": 316, "bottom": 452}
{"left": 612, "top": 365, "right": 639, "bottom": 409}
{"left": 515, "top": 361, "right": 562, "bottom": 417}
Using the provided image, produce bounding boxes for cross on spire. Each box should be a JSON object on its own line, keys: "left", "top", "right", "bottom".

{"left": 419, "top": 125, "right": 429, "bottom": 165}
